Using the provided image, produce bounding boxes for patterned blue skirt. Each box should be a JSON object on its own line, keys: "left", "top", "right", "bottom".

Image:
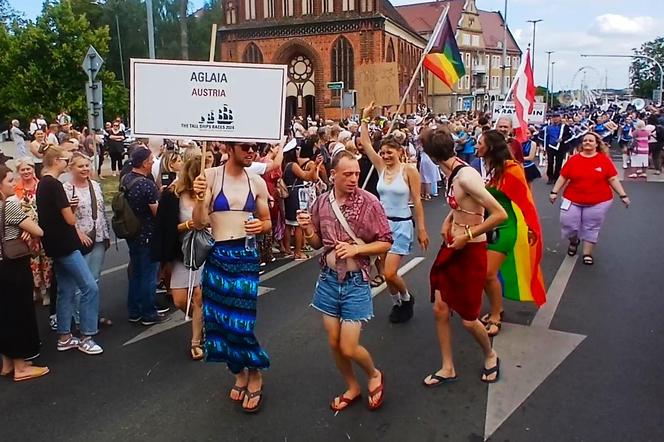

{"left": 201, "top": 239, "right": 270, "bottom": 373}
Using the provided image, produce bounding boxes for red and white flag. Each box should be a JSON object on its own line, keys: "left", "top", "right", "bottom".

{"left": 512, "top": 48, "right": 536, "bottom": 143}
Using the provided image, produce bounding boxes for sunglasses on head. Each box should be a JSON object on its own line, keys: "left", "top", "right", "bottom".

{"left": 58, "top": 157, "right": 70, "bottom": 164}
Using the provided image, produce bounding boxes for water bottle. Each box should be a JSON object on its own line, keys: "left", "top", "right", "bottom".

{"left": 298, "top": 186, "right": 310, "bottom": 213}
{"left": 245, "top": 215, "right": 257, "bottom": 251}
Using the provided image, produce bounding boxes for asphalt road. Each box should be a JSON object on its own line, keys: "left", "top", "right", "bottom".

{"left": 1, "top": 178, "right": 662, "bottom": 442}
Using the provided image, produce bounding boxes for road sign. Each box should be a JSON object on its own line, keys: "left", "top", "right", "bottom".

{"left": 342, "top": 91, "right": 356, "bottom": 109}
{"left": 81, "top": 45, "right": 104, "bottom": 82}
{"left": 653, "top": 89, "right": 662, "bottom": 103}
{"left": 86, "top": 80, "right": 104, "bottom": 131}
{"left": 326, "top": 81, "right": 344, "bottom": 90}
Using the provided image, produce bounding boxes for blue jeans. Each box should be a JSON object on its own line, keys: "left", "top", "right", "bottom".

{"left": 74, "top": 242, "right": 107, "bottom": 324}
{"left": 127, "top": 239, "right": 158, "bottom": 320}
{"left": 54, "top": 250, "right": 99, "bottom": 335}
{"left": 311, "top": 268, "right": 374, "bottom": 322}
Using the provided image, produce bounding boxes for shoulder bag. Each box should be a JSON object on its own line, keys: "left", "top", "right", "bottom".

{"left": 328, "top": 192, "right": 376, "bottom": 266}
{"left": 0, "top": 199, "right": 31, "bottom": 260}
{"left": 81, "top": 180, "right": 98, "bottom": 255}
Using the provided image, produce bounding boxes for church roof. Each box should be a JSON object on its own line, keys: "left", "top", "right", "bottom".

{"left": 395, "top": 0, "right": 521, "bottom": 53}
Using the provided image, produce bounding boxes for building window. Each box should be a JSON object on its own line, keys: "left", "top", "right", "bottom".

{"left": 263, "top": 0, "right": 274, "bottom": 18}
{"left": 242, "top": 43, "right": 263, "bottom": 63}
{"left": 492, "top": 55, "right": 500, "bottom": 66}
{"left": 457, "top": 97, "right": 463, "bottom": 110}
{"left": 226, "top": 2, "right": 237, "bottom": 24}
{"left": 282, "top": 0, "right": 293, "bottom": 16}
{"left": 504, "top": 75, "right": 510, "bottom": 88}
{"left": 302, "top": 0, "right": 314, "bottom": 15}
{"left": 513, "top": 56, "right": 520, "bottom": 67}
{"left": 491, "top": 76, "right": 499, "bottom": 89}
{"left": 322, "top": 0, "right": 333, "bottom": 13}
{"left": 471, "top": 35, "right": 480, "bottom": 47}
{"left": 464, "top": 52, "right": 471, "bottom": 68}
{"left": 386, "top": 39, "right": 395, "bottom": 62}
{"left": 331, "top": 36, "right": 354, "bottom": 90}
{"left": 244, "top": 0, "right": 256, "bottom": 20}
{"left": 485, "top": 54, "right": 490, "bottom": 67}
{"left": 463, "top": 75, "right": 470, "bottom": 90}
{"left": 360, "top": 0, "right": 373, "bottom": 12}
{"left": 342, "top": 0, "right": 355, "bottom": 11}
{"left": 462, "top": 33, "right": 470, "bottom": 46}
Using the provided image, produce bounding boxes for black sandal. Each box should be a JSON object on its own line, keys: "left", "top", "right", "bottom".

{"left": 582, "top": 255, "right": 594, "bottom": 265}
{"left": 567, "top": 239, "right": 580, "bottom": 256}
{"left": 485, "top": 320, "right": 502, "bottom": 337}
{"left": 480, "top": 311, "right": 504, "bottom": 325}
{"left": 423, "top": 373, "right": 458, "bottom": 388}
{"left": 481, "top": 358, "right": 500, "bottom": 384}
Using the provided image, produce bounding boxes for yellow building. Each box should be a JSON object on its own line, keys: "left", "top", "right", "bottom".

{"left": 397, "top": 0, "right": 522, "bottom": 114}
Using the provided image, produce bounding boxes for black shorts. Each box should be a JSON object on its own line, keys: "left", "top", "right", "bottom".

{"left": 524, "top": 164, "right": 541, "bottom": 182}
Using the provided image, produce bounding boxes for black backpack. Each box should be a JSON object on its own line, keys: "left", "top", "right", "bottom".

{"left": 111, "top": 175, "right": 142, "bottom": 239}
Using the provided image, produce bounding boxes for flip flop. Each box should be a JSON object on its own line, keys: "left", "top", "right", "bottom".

{"left": 14, "top": 367, "right": 49, "bottom": 382}
{"left": 480, "top": 311, "right": 504, "bottom": 325}
{"left": 485, "top": 320, "right": 502, "bottom": 337}
{"left": 368, "top": 370, "right": 385, "bottom": 411}
{"left": 242, "top": 389, "right": 263, "bottom": 413}
{"left": 423, "top": 373, "right": 458, "bottom": 388}
{"left": 481, "top": 358, "right": 500, "bottom": 384}
{"left": 370, "top": 275, "right": 385, "bottom": 288}
{"left": 330, "top": 393, "right": 362, "bottom": 412}
{"left": 229, "top": 385, "right": 248, "bottom": 403}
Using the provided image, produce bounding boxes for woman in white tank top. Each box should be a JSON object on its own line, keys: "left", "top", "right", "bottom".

{"left": 359, "top": 103, "right": 429, "bottom": 323}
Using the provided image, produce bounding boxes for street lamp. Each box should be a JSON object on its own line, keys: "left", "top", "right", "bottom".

{"left": 545, "top": 51, "right": 554, "bottom": 107}
{"left": 527, "top": 19, "right": 542, "bottom": 72}
{"left": 146, "top": 0, "right": 156, "bottom": 58}
{"left": 91, "top": 1, "right": 125, "bottom": 86}
{"left": 581, "top": 53, "right": 663, "bottom": 105}
{"left": 501, "top": 0, "right": 509, "bottom": 97}
{"left": 551, "top": 61, "right": 557, "bottom": 106}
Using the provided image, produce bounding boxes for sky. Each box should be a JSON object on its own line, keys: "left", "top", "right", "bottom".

{"left": 10, "top": 0, "right": 662, "bottom": 91}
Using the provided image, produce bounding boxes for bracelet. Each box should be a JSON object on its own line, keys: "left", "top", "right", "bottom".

{"left": 304, "top": 230, "right": 315, "bottom": 239}
{"left": 464, "top": 225, "right": 473, "bottom": 240}
{"left": 619, "top": 194, "right": 628, "bottom": 199}
{"left": 361, "top": 117, "right": 371, "bottom": 124}
{"left": 195, "top": 194, "right": 205, "bottom": 201}
{"left": 186, "top": 220, "right": 193, "bottom": 230}
{"left": 550, "top": 191, "right": 557, "bottom": 195}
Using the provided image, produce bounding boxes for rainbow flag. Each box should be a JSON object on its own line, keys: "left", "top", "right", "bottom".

{"left": 423, "top": 14, "right": 465, "bottom": 88}
{"left": 497, "top": 161, "right": 546, "bottom": 305}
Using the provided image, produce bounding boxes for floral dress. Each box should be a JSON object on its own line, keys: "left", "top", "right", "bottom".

{"left": 11, "top": 181, "right": 53, "bottom": 295}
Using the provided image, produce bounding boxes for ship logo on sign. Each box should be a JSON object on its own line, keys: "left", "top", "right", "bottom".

{"left": 199, "top": 105, "right": 234, "bottom": 125}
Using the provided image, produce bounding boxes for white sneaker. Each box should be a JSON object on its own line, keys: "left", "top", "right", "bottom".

{"left": 78, "top": 337, "right": 103, "bottom": 355}
{"left": 57, "top": 336, "right": 80, "bottom": 351}
{"left": 622, "top": 163, "right": 628, "bottom": 169}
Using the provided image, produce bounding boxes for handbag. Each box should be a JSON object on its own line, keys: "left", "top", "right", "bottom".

{"left": 80, "top": 180, "right": 97, "bottom": 255}
{"left": 182, "top": 228, "right": 214, "bottom": 271}
{"left": 328, "top": 192, "right": 376, "bottom": 267}
{"left": 1, "top": 200, "right": 31, "bottom": 260}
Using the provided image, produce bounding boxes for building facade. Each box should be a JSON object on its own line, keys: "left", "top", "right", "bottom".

{"left": 218, "top": 0, "right": 428, "bottom": 121}
{"left": 397, "top": 0, "right": 522, "bottom": 114}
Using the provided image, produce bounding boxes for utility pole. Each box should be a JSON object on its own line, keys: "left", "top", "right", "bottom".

{"left": 545, "top": 51, "right": 554, "bottom": 107}
{"left": 115, "top": 14, "right": 125, "bottom": 85}
{"left": 551, "top": 61, "right": 556, "bottom": 107}
{"left": 501, "top": 0, "right": 508, "bottom": 98}
{"left": 146, "top": 0, "right": 156, "bottom": 59}
{"left": 527, "top": 19, "right": 542, "bottom": 73}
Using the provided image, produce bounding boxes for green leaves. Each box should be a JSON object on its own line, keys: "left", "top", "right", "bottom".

{"left": 630, "top": 37, "right": 664, "bottom": 100}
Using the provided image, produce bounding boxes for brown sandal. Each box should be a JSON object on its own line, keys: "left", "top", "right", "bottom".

{"left": 485, "top": 320, "right": 502, "bottom": 337}
{"left": 230, "top": 385, "right": 248, "bottom": 402}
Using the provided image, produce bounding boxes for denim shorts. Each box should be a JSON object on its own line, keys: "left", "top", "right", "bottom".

{"left": 388, "top": 219, "right": 413, "bottom": 256}
{"left": 311, "top": 268, "right": 373, "bottom": 322}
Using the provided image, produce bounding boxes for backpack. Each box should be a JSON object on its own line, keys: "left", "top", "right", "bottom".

{"left": 111, "top": 175, "right": 142, "bottom": 239}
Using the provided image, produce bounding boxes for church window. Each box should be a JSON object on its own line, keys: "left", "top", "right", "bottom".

{"left": 226, "top": 2, "right": 237, "bottom": 24}
{"left": 360, "top": 0, "right": 373, "bottom": 12}
{"left": 283, "top": 0, "right": 294, "bottom": 16}
{"left": 322, "top": 0, "right": 333, "bottom": 13}
{"left": 386, "top": 39, "right": 395, "bottom": 62}
{"left": 263, "top": 0, "right": 275, "bottom": 18}
{"left": 331, "top": 36, "right": 354, "bottom": 90}
{"left": 244, "top": 0, "right": 256, "bottom": 20}
{"left": 342, "top": 0, "right": 355, "bottom": 12}
{"left": 243, "top": 43, "right": 264, "bottom": 64}
{"left": 302, "top": 0, "right": 314, "bottom": 15}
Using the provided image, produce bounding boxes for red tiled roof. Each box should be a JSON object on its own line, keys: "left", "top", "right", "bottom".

{"left": 395, "top": 0, "right": 521, "bottom": 53}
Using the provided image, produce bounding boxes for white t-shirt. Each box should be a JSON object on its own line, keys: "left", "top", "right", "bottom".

{"left": 247, "top": 162, "right": 267, "bottom": 175}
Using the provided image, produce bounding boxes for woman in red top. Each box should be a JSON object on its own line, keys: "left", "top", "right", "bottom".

{"left": 549, "top": 132, "right": 630, "bottom": 265}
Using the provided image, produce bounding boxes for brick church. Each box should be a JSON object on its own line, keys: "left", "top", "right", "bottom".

{"left": 217, "top": 0, "right": 519, "bottom": 119}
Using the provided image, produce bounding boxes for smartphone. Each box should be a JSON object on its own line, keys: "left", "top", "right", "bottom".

{"left": 161, "top": 172, "right": 172, "bottom": 187}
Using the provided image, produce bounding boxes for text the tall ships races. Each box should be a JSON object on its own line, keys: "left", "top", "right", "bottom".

{"left": 190, "top": 71, "right": 228, "bottom": 97}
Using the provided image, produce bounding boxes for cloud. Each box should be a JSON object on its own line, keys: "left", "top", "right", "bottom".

{"left": 592, "top": 14, "right": 656, "bottom": 35}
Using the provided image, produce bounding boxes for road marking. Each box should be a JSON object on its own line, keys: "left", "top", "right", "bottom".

{"left": 484, "top": 254, "right": 587, "bottom": 441}
{"left": 260, "top": 249, "right": 323, "bottom": 282}
{"left": 371, "top": 257, "right": 426, "bottom": 298}
{"left": 531, "top": 255, "right": 578, "bottom": 329}
{"left": 100, "top": 264, "right": 128, "bottom": 277}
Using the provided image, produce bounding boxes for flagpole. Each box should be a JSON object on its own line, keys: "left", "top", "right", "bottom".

{"left": 362, "top": 4, "right": 450, "bottom": 189}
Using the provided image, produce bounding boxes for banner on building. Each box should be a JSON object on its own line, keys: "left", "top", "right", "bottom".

{"left": 356, "top": 63, "right": 400, "bottom": 109}
{"left": 492, "top": 101, "right": 546, "bottom": 124}
{"left": 130, "top": 59, "right": 287, "bottom": 142}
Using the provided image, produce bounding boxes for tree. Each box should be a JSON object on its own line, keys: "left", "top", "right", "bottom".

{"left": 0, "top": 0, "right": 127, "bottom": 126}
{"left": 630, "top": 37, "right": 664, "bottom": 100}
{"left": 180, "top": 0, "right": 188, "bottom": 60}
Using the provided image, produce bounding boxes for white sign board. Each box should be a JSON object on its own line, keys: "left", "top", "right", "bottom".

{"left": 131, "top": 59, "right": 287, "bottom": 143}
{"left": 491, "top": 101, "right": 547, "bottom": 124}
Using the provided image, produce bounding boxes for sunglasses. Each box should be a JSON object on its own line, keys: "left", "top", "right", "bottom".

{"left": 58, "top": 157, "right": 71, "bottom": 164}
{"left": 238, "top": 144, "right": 256, "bottom": 152}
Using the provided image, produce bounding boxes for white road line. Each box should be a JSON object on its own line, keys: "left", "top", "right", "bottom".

{"left": 530, "top": 255, "right": 578, "bottom": 329}
{"left": 259, "top": 249, "right": 323, "bottom": 282}
{"left": 100, "top": 263, "right": 128, "bottom": 277}
{"left": 371, "top": 257, "right": 426, "bottom": 298}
